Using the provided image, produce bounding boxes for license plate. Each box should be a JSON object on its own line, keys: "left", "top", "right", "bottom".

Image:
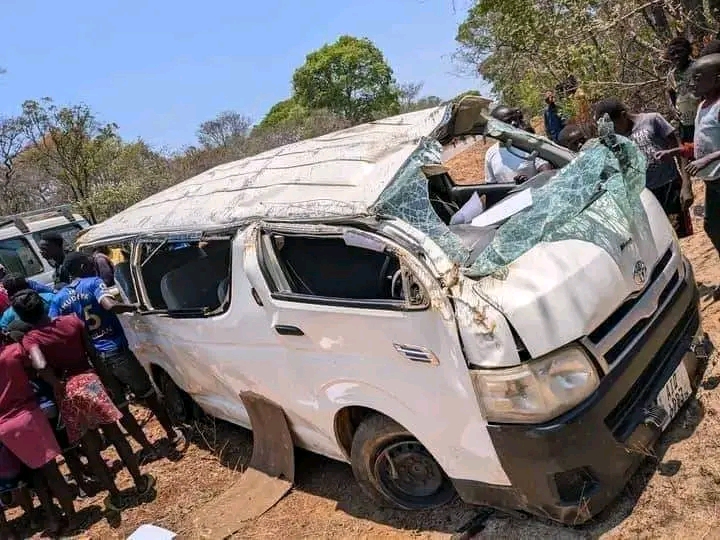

{"left": 656, "top": 362, "right": 692, "bottom": 431}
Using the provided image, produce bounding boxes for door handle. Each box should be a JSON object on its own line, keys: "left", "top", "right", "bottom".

{"left": 274, "top": 325, "right": 304, "bottom": 336}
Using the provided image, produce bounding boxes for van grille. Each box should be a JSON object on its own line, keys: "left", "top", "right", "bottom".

{"left": 588, "top": 248, "right": 672, "bottom": 346}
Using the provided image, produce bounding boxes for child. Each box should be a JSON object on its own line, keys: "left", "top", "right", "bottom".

{"left": 666, "top": 37, "right": 699, "bottom": 143}
{"left": 593, "top": 98, "right": 694, "bottom": 238}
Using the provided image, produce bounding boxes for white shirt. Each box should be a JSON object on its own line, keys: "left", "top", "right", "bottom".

{"left": 484, "top": 142, "right": 549, "bottom": 184}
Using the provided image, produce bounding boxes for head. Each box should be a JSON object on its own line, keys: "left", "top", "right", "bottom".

{"left": 545, "top": 91, "right": 555, "bottom": 105}
{"left": 490, "top": 105, "right": 524, "bottom": 128}
{"left": 667, "top": 37, "right": 693, "bottom": 68}
{"left": 688, "top": 53, "right": 720, "bottom": 100}
{"left": 39, "top": 233, "right": 64, "bottom": 263}
{"left": 12, "top": 289, "right": 47, "bottom": 326}
{"left": 593, "top": 98, "right": 632, "bottom": 136}
{"left": 2, "top": 274, "right": 29, "bottom": 299}
{"left": 558, "top": 124, "right": 589, "bottom": 153}
{"left": 64, "top": 252, "right": 96, "bottom": 280}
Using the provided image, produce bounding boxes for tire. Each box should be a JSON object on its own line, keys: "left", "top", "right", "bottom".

{"left": 350, "top": 414, "right": 456, "bottom": 510}
{"left": 156, "top": 369, "right": 196, "bottom": 425}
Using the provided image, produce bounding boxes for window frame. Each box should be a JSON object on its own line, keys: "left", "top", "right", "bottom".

{"left": 31, "top": 223, "right": 84, "bottom": 248}
{"left": 131, "top": 232, "right": 235, "bottom": 319}
{"left": 256, "top": 228, "right": 430, "bottom": 313}
{"left": 0, "top": 235, "right": 46, "bottom": 278}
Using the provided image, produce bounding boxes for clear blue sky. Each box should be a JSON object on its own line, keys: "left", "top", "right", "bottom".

{"left": 0, "top": 0, "right": 486, "bottom": 151}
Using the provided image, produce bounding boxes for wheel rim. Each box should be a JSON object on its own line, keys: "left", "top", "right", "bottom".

{"left": 374, "top": 440, "right": 446, "bottom": 502}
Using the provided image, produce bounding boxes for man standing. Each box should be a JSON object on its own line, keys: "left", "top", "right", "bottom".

{"left": 49, "top": 252, "right": 186, "bottom": 453}
{"left": 666, "top": 37, "right": 700, "bottom": 143}
{"left": 593, "top": 98, "right": 694, "bottom": 237}
{"left": 485, "top": 105, "right": 553, "bottom": 184}
{"left": 543, "top": 91, "right": 565, "bottom": 142}
{"left": 38, "top": 233, "right": 70, "bottom": 290}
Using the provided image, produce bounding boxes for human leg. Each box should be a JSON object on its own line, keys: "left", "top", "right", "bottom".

{"left": 101, "top": 423, "right": 153, "bottom": 494}
{"left": 105, "top": 349, "right": 183, "bottom": 446}
{"left": 79, "top": 430, "right": 121, "bottom": 500}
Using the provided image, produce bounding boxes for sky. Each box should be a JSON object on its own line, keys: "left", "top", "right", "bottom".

{"left": 0, "top": 0, "right": 487, "bottom": 151}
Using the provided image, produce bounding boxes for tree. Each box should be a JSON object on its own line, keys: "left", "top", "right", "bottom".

{"left": 19, "top": 98, "right": 121, "bottom": 223}
{"left": 292, "top": 35, "right": 400, "bottom": 123}
{"left": 255, "top": 98, "right": 308, "bottom": 131}
{"left": 197, "top": 110, "right": 251, "bottom": 148}
{"left": 456, "top": 1, "right": 720, "bottom": 120}
{"left": 0, "top": 117, "right": 24, "bottom": 182}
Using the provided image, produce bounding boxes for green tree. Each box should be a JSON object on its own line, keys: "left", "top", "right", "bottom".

{"left": 455, "top": 0, "right": 720, "bottom": 119}
{"left": 292, "top": 35, "right": 400, "bottom": 122}
{"left": 19, "top": 98, "right": 121, "bottom": 223}
{"left": 255, "top": 98, "right": 308, "bottom": 131}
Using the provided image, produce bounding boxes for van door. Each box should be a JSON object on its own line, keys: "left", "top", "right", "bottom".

{"left": 242, "top": 223, "right": 483, "bottom": 467}
{"left": 119, "top": 230, "right": 295, "bottom": 432}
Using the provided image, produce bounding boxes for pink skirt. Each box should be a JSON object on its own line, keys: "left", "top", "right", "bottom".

{"left": 0, "top": 407, "right": 61, "bottom": 469}
{"left": 60, "top": 372, "right": 123, "bottom": 444}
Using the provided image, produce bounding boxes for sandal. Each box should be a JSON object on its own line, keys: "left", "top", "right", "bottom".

{"left": 168, "top": 427, "right": 188, "bottom": 453}
{"left": 137, "top": 474, "right": 156, "bottom": 498}
{"left": 103, "top": 494, "right": 126, "bottom": 513}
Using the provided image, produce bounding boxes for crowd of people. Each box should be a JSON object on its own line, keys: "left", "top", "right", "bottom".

{"left": 0, "top": 235, "right": 186, "bottom": 538}
{"left": 484, "top": 37, "right": 720, "bottom": 298}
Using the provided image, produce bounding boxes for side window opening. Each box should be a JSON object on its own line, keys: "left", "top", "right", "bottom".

{"left": 0, "top": 237, "right": 45, "bottom": 278}
{"left": 138, "top": 238, "right": 232, "bottom": 316}
{"left": 100, "top": 244, "right": 135, "bottom": 303}
{"left": 261, "top": 233, "right": 427, "bottom": 308}
{"left": 32, "top": 223, "right": 83, "bottom": 249}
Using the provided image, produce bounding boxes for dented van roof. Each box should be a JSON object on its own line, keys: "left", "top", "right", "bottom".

{"left": 79, "top": 106, "right": 457, "bottom": 246}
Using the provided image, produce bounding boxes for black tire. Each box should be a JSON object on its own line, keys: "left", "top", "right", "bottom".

{"left": 156, "top": 369, "right": 196, "bottom": 425}
{"left": 350, "top": 414, "right": 455, "bottom": 510}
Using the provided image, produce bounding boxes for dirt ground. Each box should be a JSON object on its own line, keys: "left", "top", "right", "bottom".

{"left": 14, "top": 150, "right": 720, "bottom": 539}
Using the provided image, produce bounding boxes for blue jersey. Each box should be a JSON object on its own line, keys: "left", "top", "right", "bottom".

{"left": 49, "top": 277, "right": 127, "bottom": 353}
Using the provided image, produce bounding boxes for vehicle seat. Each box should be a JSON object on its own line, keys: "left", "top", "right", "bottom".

{"left": 160, "top": 256, "right": 229, "bottom": 312}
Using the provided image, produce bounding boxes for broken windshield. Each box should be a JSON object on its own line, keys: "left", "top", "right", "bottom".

{"left": 373, "top": 117, "right": 652, "bottom": 279}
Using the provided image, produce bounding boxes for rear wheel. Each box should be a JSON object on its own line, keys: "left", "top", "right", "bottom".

{"left": 156, "top": 369, "right": 196, "bottom": 425}
{"left": 350, "top": 414, "right": 455, "bottom": 510}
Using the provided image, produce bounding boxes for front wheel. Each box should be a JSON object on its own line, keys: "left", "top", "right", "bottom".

{"left": 156, "top": 369, "right": 197, "bottom": 425}
{"left": 350, "top": 414, "right": 455, "bottom": 510}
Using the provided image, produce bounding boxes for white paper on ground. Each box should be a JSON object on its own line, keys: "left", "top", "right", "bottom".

{"left": 450, "top": 192, "right": 485, "bottom": 225}
{"left": 127, "top": 524, "right": 177, "bottom": 540}
{"left": 471, "top": 189, "right": 533, "bottom": 228}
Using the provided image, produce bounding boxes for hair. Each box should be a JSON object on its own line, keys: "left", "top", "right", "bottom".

{"left": 701, "top": 40, "right": 720, "bottom": 57}
{"left": 558, "top": 124, "right": 586, "bottom": 146}
{"left": 490, "top": 105, "right": 520, "bottom": 123}
{"left": 12, "top": 289, "right": 46, "bottom": 325}
{"left": 2, "top": 274, "right": 29, "bottom": 298}
{"left": 64, "top": 251, "right": 95, "bottom": 279}
{"left": 668, "top": 36, "right": 692, "bottom": 53}
{"left": 593, "top": 98, "right": 626, "bottom": 121}
{"left": 40, "top": 232, "right": 64, "bottom": 248}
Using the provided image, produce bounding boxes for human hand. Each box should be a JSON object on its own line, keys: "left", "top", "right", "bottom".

{"left": 514, "top": 174, "right": 529, "bottom": 184}
{"left": 687, "top": 156, "right": 713, "bottom": 176}
{"left": 680, "top": 185, "right": 694, "bottom": 211}
{"left": 654, "top": 148, "right": 681, "bottom": 162}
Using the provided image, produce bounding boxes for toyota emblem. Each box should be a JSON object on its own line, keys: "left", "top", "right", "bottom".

{"left": 633, "top": 260, "right": 648, "bottom": 286}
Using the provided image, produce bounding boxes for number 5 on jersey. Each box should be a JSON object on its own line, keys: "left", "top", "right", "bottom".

{"left": 83, "top": 305, "right": 102, "bottom": 331}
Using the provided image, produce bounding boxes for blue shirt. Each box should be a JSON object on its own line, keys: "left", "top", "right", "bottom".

{"left": 27, "top": 280, "right": 53, "bottom": 294}
{"left": 49, "top": 277, "right": 127, "bottom": 353}
{"left": 0, "top": 292, "right": 55, "bottom": 329}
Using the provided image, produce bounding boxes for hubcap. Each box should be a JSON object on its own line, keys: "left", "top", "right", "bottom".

{"left": 375, "top": 441, "right": 444, "bottom": 499}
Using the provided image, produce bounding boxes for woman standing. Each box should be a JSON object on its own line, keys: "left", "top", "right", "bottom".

{"left": 14, "top": 290, "right": 155, "bottom": 512}
{"left": 0, "top": 337, "right": 77, "bottom": 533}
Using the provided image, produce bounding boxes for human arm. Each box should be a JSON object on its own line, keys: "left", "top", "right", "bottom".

{"left": 656, "top": 115, "right": 693, "bottom": 208}
{"left": 93, "top": 278, "right": 138, "bottom": 313}
{"left": 94, "top": 255, "right": 115, "bottom": 287}
{"left": 27, "top": 280, "right": 53, "bottom": 295}
{"left": 687, "top": 150, "right": 720, "bottom": 175}
{"left": 27, "top": 345, "right": 64, "bottom": 397}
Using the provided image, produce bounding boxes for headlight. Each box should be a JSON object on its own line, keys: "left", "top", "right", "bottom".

{"left": 470, "top": 346, "right": 599, "bottom": 423}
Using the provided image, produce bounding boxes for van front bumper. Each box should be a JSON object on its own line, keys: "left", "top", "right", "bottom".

{"left": 452, "top": 259, "right": 702, "bottom": 524}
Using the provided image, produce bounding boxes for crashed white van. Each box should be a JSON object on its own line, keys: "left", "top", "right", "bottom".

{"left": 78, "top": 97, "right": 703, "bottom": 524}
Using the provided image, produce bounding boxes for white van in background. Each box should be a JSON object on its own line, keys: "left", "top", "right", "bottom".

{"left": 0, "top": 205, "right": 88, "bottom": 286}
{"left": 76, "top": 97, "right": 703, "bottom": 524}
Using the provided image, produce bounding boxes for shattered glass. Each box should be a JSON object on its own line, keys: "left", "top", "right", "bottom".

{"left": 373, "top": 116, "right": 653, "bottom": 280}
{"left": 371, "top": 139, "right": 470, "bottom": 263}
{"left": 465, "top": 115, "right": 653, "bottom": 278}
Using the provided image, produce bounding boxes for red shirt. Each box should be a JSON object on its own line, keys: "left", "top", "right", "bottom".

{"left": 22, "top": 316, "right": 91, "bottom": 378}
{"left": 0, "top": 343, "right": 35, "bottom": 420}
